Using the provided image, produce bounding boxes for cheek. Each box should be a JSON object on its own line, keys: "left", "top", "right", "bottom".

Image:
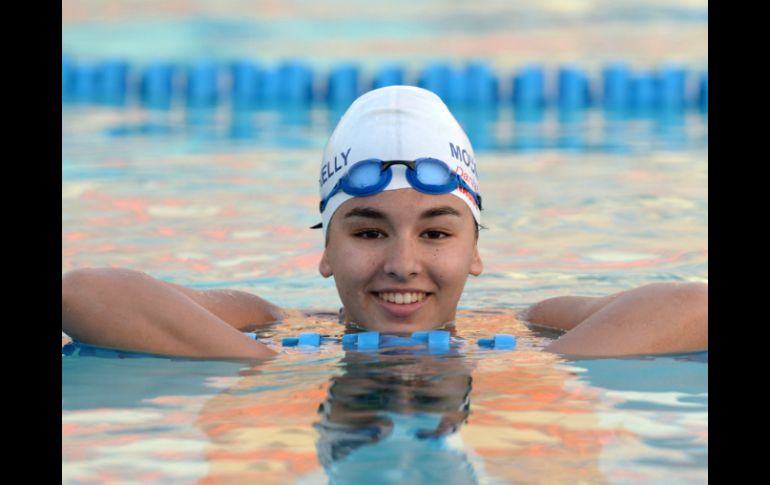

{"left": 330, "top": 247, "right": 379, "bottom": 284}
{"left": 430, "top": 243, "right": 476, "bottom": 285}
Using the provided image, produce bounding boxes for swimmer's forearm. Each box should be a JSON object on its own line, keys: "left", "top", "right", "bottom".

{"left": 161, "top": 283, "right": 283, "bottom": 332}
{"left": 521, "top": 293, "right": 622, "bottom": 331}
{"left": 61, "top": 268, "right": 276, "bottom": 360}
{"left": 544, "top": 282, "right": 708, "bottom": 357}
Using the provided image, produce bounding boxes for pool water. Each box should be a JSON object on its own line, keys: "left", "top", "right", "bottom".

{"left": 62, "top": 104, "right": 707, "bottom": 304}
{"left": 61, "top": 103, "right": 707, "bottom": 485}
{"left": 62, "top": 2, "right": 707, "bottom": 483}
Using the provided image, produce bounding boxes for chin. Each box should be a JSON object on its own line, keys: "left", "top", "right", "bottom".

{"left": 349, "top": 313, "right": 453, "bottom": 335}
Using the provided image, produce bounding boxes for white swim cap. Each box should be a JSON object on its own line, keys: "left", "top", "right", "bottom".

{"left": 317, "top": 85, "right": 481, "bottom": 236}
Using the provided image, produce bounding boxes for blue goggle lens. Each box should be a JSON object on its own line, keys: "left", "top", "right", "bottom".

{"left": 414, "top": 159, "right": 452, "bottom": 185}
{"left": 347, "top": 161, "right": 384, "bottom": 189}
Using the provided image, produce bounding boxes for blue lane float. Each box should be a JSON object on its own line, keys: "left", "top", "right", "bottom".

{"left": 630, "top": 71, "right": 658, "bottom": 111}
{"left": 62, "top": 55, "right": 74, "bottom": 98}
{"left": 658, "top": 65, "right": 686, "bottom": 109}
{"left": 372, "top": 65, "right": 405, "bottom": 89}
{"left": 64, "top": 330, "right": 516, "bottom": 362}
{"left": 463, "top": 61, "right": 498, "bottom": 105}
{"left": 477, "top": 334, "right": 517, "bottom": 350}
{"left": 140, "top": 62, "right": 176, "bottom": 109}
{"left": 698, "top": 72, "right": 708, "bottom": 112}
{"left": 558, "top": 66, "right": 591, "bottom": 110}
{"left": 512, "top": 65, "right": 546, "bottom": 109}
{"left": 420, "top": 62, "right": 498, "bottom": 106}
{"left": 62, "top": 55, "right": 708, "bottom": 112}
{"left": 63, "top": 58, "right": 129, "bottom": 105}
{"left": 327, "top": 63, "right": 360, "bottom": 106}
{"left": 446, "top": 69, "right": 468, "bottom": 104}
{"left": 602, "top": 63, "right": 631, "bottom": 110}
{"left": 230, "top": 60, "right": 264, "bottom": 107}
{"left": 262, "top": 60, "right": 314, "bottom": 105}
{"left": 186, "top": 60, "right": 219, "bottom": 107}
{"left": 282, "top": 60, "right": 315, "bottom": 104}
{"left": 72, "top": 64, "right": 99, "bottom": 102}
{"left": 418, "top": 62, "right": 452, "bottom": 103}
{"left": 97, "top": 59, "right": 129, "bottom": 105}
{"left": 342, "top": 330, "right": 455, "bottom": 353}
{"left": 282, "top": 330, "right": 517, "bottom": 354}
{"left": 261, "top": 66, "right": 282, "bottom": 103}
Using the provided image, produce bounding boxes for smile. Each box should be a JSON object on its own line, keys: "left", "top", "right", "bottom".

{"left": 376, "top": 291, "right": 428, "bottom": 305}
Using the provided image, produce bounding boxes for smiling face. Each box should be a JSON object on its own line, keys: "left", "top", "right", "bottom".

{"left": 319, "top": 188, "right": 483, "bottom": 333}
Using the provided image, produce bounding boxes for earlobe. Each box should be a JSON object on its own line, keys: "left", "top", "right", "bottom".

{"left": 470, "top": 246, "right": 483, "bottom": 276}
{"left": 319, "top": 250, "right": 333, "bottom": 278}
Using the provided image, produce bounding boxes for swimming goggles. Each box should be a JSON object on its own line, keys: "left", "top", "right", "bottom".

{"left": 319, "top": 158, "right": 483, "bottom": 213}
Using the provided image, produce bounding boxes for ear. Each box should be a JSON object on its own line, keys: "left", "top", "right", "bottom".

{"left": 319, "top": 249, "right": 334, "bottom": 278}
{"left": 469, "top": 245, "right": 483, "bottom": 276}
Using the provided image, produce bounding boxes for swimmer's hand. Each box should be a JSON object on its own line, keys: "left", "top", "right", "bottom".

{"left": 522, "top": 282, "right": 708, "bottom": 358}
{"left": 62, "top": 268, "right": 280, "bottom": 360}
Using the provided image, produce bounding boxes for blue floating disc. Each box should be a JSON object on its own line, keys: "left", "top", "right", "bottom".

{"left": 427, "top": 330, "right": 450, "bottom": 349}
{"left": 372, "top": 65, "right": 405, "bottom": 89}
{"left": 341, "top": 334, "right": 358, "bottom": 345}
{"left": 493, "top": 334, "right": 517, "bottom": 350}
{"left": 602, "top": 62, "right": 631, "bottom": 110}
{"left": 410, "top": 331, "right": 429, "bottom": 342}
{"left": 512, "top": 65, "right": 546, "bottom": 108}
{"left": 356, "top": 331, "right": 380, "bottom": 350}
{"left": 186, "top": 61, "right": 219, "bottom": 107}
{"left": 477, "top": 337, "right": 494, "bottom": 348}
{"left": 298, "top": 332, "right": 322, "bottom": 347}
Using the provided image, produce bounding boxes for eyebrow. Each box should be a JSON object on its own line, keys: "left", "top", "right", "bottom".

{"left": 419, "top": 206, "right": 462, "bottom": 219}
{"left": 343, "top": 207, "right": 386, "bottom": 220}
{"left": 342, "top": 206, "right": 462, "bottom": 221}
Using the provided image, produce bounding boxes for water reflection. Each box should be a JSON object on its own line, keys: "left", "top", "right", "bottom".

{"left": 512, "top": 107, "right": 546, "bottom": 151}
{"left": 451, "top": 105, "right": 499, "bottom": 151}
{"left": 62, "top": 313, "right": 707, "bottom": 484}
{"left": 315, "top": 350, "right": 479, "bottom": 483}
{"left": 602, "top": 107, "right": 630, "bottom": 153}
{"left": 655, "top": 108, "right": 687, "bottom": 151}
{"left": 557, "top": 109, "right": 587, "bottom": 151}
{"left": 98, "top": 100, "right": 706, "bottom": 154}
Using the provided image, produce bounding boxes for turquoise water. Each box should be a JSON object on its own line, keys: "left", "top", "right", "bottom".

{"left": 62, "top": 2, "right": 707, "bottom": 484}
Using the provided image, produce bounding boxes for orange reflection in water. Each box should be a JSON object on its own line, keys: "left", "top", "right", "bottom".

{"left": 188, "top": 310, "right": 620, "bottom": 484}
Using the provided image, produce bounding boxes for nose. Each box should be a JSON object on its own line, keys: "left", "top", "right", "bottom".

{"left": 382, "top": 235, "right": 422, "bottom": 281}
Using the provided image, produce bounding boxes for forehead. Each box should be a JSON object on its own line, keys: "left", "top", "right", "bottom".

{"left": 330, "top": 188, "right": 474, "bottom": 226}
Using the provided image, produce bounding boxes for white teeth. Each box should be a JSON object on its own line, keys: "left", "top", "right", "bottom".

{"left": 377, "top": 292, "right": 427, "bottom": 304}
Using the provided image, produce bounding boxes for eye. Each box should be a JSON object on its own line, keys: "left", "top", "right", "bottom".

{"left": 354, "top": 229, "right": 386, "bottom": 239}
{"left": 422, "top": 230, "right": 450, "bottom": 240}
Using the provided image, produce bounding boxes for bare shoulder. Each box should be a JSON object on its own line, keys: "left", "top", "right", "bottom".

{"left": 521, "top": 282, "right": 707, "bottom": 331}
{"left": 543, "top": 282, "right": 708, "bottom": 358}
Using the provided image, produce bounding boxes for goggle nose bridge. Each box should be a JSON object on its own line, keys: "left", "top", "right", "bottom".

{"left": 379, "top": 160, "right": 417, "bottom": 172}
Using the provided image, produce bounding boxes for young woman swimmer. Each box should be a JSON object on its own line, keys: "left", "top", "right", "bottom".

{"left": 61, "top": 86, "right": 708, "bottom": 360}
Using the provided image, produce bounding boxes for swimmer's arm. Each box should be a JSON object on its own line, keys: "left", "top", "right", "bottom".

{"left": 161, "top": 281, "right": 283, "bottom": 332}
{"left": 522, "top": 282, "right": 708, "bottom": 357}
{"left": 61, "top": 268, "right": 278, "bottom": 360}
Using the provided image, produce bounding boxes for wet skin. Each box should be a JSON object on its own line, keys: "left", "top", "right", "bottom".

{"left": 319, "top": 188, "right": 483, "bottom": 334}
